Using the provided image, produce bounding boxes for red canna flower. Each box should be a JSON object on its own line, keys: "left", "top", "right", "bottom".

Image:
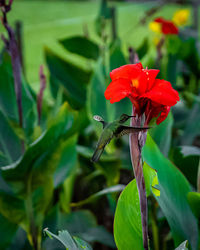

{"left": 104, "top": 63, "right": 179, "bottom": 125}
{"left": 154, "top": 17, "right": 178, "bottom": 35}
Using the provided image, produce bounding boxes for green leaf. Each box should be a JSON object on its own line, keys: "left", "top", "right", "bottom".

{"left": 44, "top": 228, "right": 92, "bottom": 250}
{"left": 0, "top": 52, "right": 36, "bottom": 134}
{"left": 0, "top": 110, "right": 22, "bottom": 166}
{"left": 187, "top": 192, "right": 200, "bottom": 219}
{"left": 44, "top": 228, "right": 78, "bottom": 249}
{"left": 60, "top": 36, "right": 100, "bottom": 60}
{"left": 175, "top": 240, "right": 188, "bottom": 250}
{"left": 58, "top": 210, "right": 115, "bottom": 248}
{"left": 180, "top": 102, "right": 200, "bottom": 145}
{"left": 0, "top": 214, "right": 18, "bottom": 249}
{"left": 53, "top": 135, "right": 78, "bottom": 188}
{"left": 45, "top": 48, "right": 91, "bottom": 109}
{"left": 114, "top": 161, "right": 159, "bottom": 250}
{"left": 1, "top": 103, "right": 77, "bottom": 190}
{"left": 0, "top": 191, "right": 26, "bottom": 224}
{"left": 87, "top": 59, "right": 110, "bottom": 135}
{"left": 114, "top": 179, "right": 143, "bottom": 250}
{"left": 142, "top": 134, "right": 199, "bottom": 249}
{"left": 136, "top": 38, "right": 149, "bottom": 60}
{"left": 71, "top": 184, "right": 125, "bottom": 207}
{"left": 150, "top": 112, "right": 173, "bottom": 156}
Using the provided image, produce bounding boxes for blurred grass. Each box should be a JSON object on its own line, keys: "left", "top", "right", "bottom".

{"left": 0, "top": 0, "right": 194, "bottom": 91}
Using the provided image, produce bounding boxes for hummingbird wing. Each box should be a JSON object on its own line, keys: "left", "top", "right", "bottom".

{"left": 115, "top": 125, "right": 150, "bottom": 138}
{"left": 93, "top": 115, "right": 107, "bottom": 128}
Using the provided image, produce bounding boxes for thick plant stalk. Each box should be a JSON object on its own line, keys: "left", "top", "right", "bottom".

{"left": 129, "top": 106, "right": 148, "bottom": 250}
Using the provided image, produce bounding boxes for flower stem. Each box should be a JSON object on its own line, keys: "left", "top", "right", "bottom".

{"left": 129, "top": 107, "right": 148, "bottom": 250}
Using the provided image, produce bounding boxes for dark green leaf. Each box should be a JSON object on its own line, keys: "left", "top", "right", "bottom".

{"left": 60, "top": 36, "right": 100, "bottom": 60}
{"left": 136, "top": 38, "right": 149, "bottom": 60}
{"left": 0, "top": 110, "right": 22, "bottom": 166}
{"left": 150, "top": 112, "right": 173, "bottom": 156}
{"left": 44, "top": 228, "right": 92, "bottom": 250}
{"left": 45, "top": 48, "right": 91, "bottom": 109}
{"left": 53, "top": 135, "right": 78, "bottom": 188}
{"left": 143, "top": 135, "right": 199, "bottom": 249}
{"left": 58, "top": 210, "right": 115, "bottom": 248}
{"left": 0, "top": 214, "right": 18, "bottom": 249}
{"left": 1, "top": 103, "right": 78, "bottom": 193}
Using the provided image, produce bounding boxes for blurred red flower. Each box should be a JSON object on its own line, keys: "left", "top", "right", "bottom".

{"left": 154, "top": 17, "right": 178, "bottom": 35}
{"left": 104, "top": 63, "right": 179, "bottom": 125}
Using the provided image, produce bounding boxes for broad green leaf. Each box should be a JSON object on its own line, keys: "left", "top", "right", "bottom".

{"left": 0, "top": 214, "right": 18, "bottom": 249}
{"left": 187, "top": 192, "right": 200, "bottom": 219}
{"left": 58, "top": 210, "right": 115, "bottom": 248}
{"left": 73, "top": 236, "right": 93, "bottom": 250}
{"left": 150, "top": 112, "right": 173, "bottom": 156}
{"left": 114, "top": 161, "right": 159, "bottom": 250}
{"left": 45, "top": 48, "right": 91, "bottom": 109}
{"left": 136, "top": 38, "right": 149, "bottom": 60}
{"left": 0, "top": 52, "right": 18, "bottom": 120}
{"left": 44, "top": 228, "right": 92, "bottom": 250}
{"left": 53, "top": 135, "right": 78, "bottom": 188}
{"left": 0, "top": 191, "right": 25, "bottom": 224}
{"left": 60, "top": 36, "right": 100, "bottom": 60}
{"left": 143, "top": 135, "right": 199, "bottom": 249}
{"left": 0, "top": 110, "right": 22, "bottom": 166}
{"left": 175, "top": 240, "right": 188, "bottom": 250}
{"left": 44, "top": 228, "right": 78, "bottom": 249}
{"left": 87, "top": 59, "right": 109, "bottom": 135}
{"left": 180, "top": 102, "right": 200, "bottom": 145}
{"left": 170, "top": 147, "right": 199, "bottom": 189}
{"left": 0, "top": 52, "right": 36, "bottom": 134}
{"left": 114, "top": 179, "right": 143, "bottom": 250}
{"left": 71, "top": 184, "right": 125, "bottom": 207}
{"left": 1, "top": 103, "right": 77, "bottom": 190}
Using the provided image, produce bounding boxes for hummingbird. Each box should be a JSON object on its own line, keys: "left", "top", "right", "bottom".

{"left": 91, "top": 114, "right": 150, "bottom": 162}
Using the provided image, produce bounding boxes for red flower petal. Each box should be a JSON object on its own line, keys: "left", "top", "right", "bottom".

{"left": 139, "top": 69, "right": 160, "bottom": 93}
{"left": 156, "top": 106, "right": 170, "bottom": 125}
{"left": 104, "top": 78, "right": 132, "bottom": 103}
{"left": 110, "top": 63, "right": 143, "bottom": 81}
{"left": 142, "top": 79, "right": 179, "bottom": 106}
{"left": 154, "top": 17, "right": 178, "bottom": 35}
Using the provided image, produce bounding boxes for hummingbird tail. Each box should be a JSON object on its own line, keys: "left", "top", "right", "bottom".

{"left": 91, "top": 147, "right": 104, "bottom": 162}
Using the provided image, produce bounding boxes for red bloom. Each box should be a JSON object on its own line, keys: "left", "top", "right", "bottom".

{"left": 104, "top": 63, "right": 179, "bottom": 125}
{"left": 154, "top": 17, "right": 178, "bottom": 35}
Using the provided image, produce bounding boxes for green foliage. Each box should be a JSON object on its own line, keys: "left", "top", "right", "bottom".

{"left": 60, "top": 36, "right": 100, "bottom": 60}
{"left": 45, "top": 48, "right": 91, "bottom": 109}
{"left": 143, "top": 135, "right": 199, "bottom": 249}
{"left": 114, "top": 163, "right": 159, "bottom": 250}
{"left": 44, "top": 228, "right": 92, "bottom": 250}
{"left": 0, "top": 1, "right": 200, "bottom": 250}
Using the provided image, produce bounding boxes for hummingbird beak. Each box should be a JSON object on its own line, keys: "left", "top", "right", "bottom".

{"left": 129, "top": 115, "right": 136, "bottom": 118}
